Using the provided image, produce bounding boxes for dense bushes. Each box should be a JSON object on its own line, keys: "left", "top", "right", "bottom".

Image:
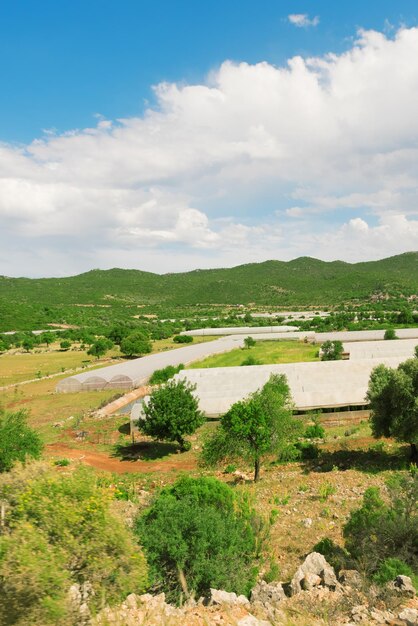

{"left": 135, "top": 476, "right": 260, "bottom": 603}
{"left": 0, "top": 464, "right": 148, "bottom": 625}
{"left": 149, "top": 363, "right": 184, "bottom": 385}
{"left": 173, "top": 334, "right": 193, "bottom": 343}
{"left": 343, "top": 471, "right": 418, "bottom": 576}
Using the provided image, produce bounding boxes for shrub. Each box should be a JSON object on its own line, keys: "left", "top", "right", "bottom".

{"left": 304, "top": 421, "right": 325, "bottom": 439}
{"left": 0, "top": 464, "right": 147, "bottom": 625}
{"left": 320, "top": 340, "right": 344, "bottom": 361}
{"left": 149, "top": 364, "right": 184, "bottom": 385}
{"left": 173, "top": 334, "right": 193, "bottom": 343}
{"left": 135, "top": 475, "right": 260, "bottom": 603}
{"left": 59, "top": 340, "right": 71, "bottom": 351}
{"left": 241, "top": 355, "right": 260, "bottom": 366}
{"left": 384, "top": 328, "right": 398, "bottom": 340}
{"left": 313, "top": 537, "right": 350, "bottom": 573}
{"left": 343, "top": 471, "right": 418, "bottom": 575}
{"left": 0, "top": 409, "right": 43, "bottom": 472}
{"left": 373, "top": 558, "right": 415, "bottom": 586}
{"left": 244, "top": 336, "right": 256, "bottom": 349}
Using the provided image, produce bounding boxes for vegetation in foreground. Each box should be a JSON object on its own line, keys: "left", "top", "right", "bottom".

{"left": 135, "top": 475, "right": 261, "bottom": 603}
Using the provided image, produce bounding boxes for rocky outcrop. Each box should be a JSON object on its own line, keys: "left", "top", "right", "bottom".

{"left": 290, "top": 551, "right": 339, "bottom": 595}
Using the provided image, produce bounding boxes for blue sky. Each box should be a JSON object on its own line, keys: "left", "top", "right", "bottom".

{"left": 1, "top": 1, "right": 418, "bottom": 276}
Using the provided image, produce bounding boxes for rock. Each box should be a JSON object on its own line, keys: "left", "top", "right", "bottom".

{"left": 232, "top": 470, "right": 252, "bottom": 482}
{"left": 290, "top": 552, "right": 339, "bottom": 595}
{"left": 210, "top": 588, "right": 250, "bottom": 606}
{"left": 370, "top": 608, "right": 394, "bottom": 623}
{"left": 398, "top": 608, "right": 418, "bottom": 625}
{"left": 237, "top": 616, "right": 272, "bottom": 626}
{"left": 351, "top": 605, "right": 370, "bottom": 623}
{"left": 301, "top": 572, "right": 321, "bottom": 591}
{"left": 339, "top": 569, "right": 363, "bottom": 589}
{"left": 392, "top": 575, "right": 416, "bottom": 596}
{"left": 302, "top": 517, "right": 313, "bottom": 528}
{"left": 251, "top": 580, "right": 286, "bottom": 607}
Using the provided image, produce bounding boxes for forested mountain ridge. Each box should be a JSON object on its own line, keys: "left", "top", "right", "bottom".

{"left": 1, "top": 252, "right": 417, "bottom": 308}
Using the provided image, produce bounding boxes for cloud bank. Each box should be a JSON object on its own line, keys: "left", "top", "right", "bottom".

{"left": 1, "top": 26, "right": 418, "bottom": 276}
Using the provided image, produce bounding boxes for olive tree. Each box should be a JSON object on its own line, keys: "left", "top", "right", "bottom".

{"left": 367, "top": 358, "right": 418, "bottom": 461}
{"left": 120, "top": 331, "right": 151, "bottom": 357}
{"left": 201, "top": 374, "right": 301, "bottom": 481}
{"left": 320, "top": 340, "right": 344, "bottom": 361}
{"left": 139, "top": 379, "right": 204, "bottom": 451}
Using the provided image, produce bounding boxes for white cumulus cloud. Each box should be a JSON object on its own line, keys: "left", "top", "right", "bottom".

{"left": 1, "top": 26, "right": 418, "bottom": 276}
{"left": 288, "top": 14, "right": 320, "bottom": 28}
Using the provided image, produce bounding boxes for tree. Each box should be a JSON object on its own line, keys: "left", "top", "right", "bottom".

{"left": 134, "top": 475, "right": 259, "bottom": 603}
{"left": 201, "top": 374, "right": 301, "bottom": 481}
{"left": 22, "top": 337, "right": 34, "bottom": 352}
{"left": 59, "top": 340, "right": 71, "bottom": 351}
{"left": 139, "top": 379, "right": 204, "bottom": 451}
{"left": 120, "top": 331, "right": 152, "bottom": 357}
{"left": 244, "top": 336, "right": 256, "bottom": 349}
{"left": 87, "top": 337, "right": 113, "bottom": 358}
{"left": 320, "top": 340, "right": 344, "bottom": 361}
{"left": 367, "top": 358, "right": 418, "bottom": 461}
{"left": 39, "top": 332, "right": 53, "bottom": 346}
{"left": 0, "top": 409, "right": 43, "bottom": 472}
{"left": 384, "top": 328, "right": 398, "bottom": 340}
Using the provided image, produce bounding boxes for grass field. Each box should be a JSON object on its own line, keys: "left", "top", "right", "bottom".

{"left": 188, "top": 340, "right": 319, "bottom": 369}
{"left": 0, "top": 335, "right": 218, "bottom": 387}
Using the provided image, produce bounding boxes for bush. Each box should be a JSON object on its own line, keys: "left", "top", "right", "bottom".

{"left": 241, "top": 355, "right": 260, "bottom": 366}
{"left": 135, "top": 475, "right": 260, "bottom": 603}
{"left": 173, "top": 334, "right": 193, "bottom": 343}
{"left": 313, "top": 537, "right": 350, "bottom": 573}
{"left": 373, "top": 558, "right": 416, "bottom": 587}
{"left": 343, "top": 471, "right": 418, "bottom": 575}
{"left": 244, "top": 336, "right": 256, "bottom": 349}
{"left": 384, "top": 328, "right": 398, "bottom": 340}
{"left": 304, "top": 422, "right": 325, "bottom": 439}
{"left": 0, "top": 409, "right": 43, "bottom": 472}
{"left": 0, "top": 464, "right": 148, "bottom": 625}
{"left": 320, "top": 340, "right": 344, "bottom": 361}
{"left": 149, "top": 364, "right": 184, "bottom": 385}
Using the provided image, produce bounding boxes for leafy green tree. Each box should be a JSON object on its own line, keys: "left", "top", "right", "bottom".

{"left": 367, "top": 358, "right": 418, "bottom": 461}
{"left": 139, "top": 379, "right": 204, "bottom": 451}
{"left": 384, "top": 328, "right": 398, "bottom": 340}
{"left": 201, "top": 374, "right": 300, "bottom": 481}
{"left": 22, "top": 336, "right": 34, "bottom": 352}
{"left": 135, "top": 475, "right": 259, "bottom": 603}
{"left": 120, "top": 331, "right": 152, "bottom": 357}
{"left": 320, "top": 340, "right": 344, "bottom": 361}
{"left": 244, "top": 336, "right": 256, "bottom": 349}
{"left": 107, "top": 326, "right": 129, "bottom": 345}
{"left": 87, "top": 337, "right": 113, "bottom": 358}
{"left": 39, "top": 332, "right": 53, "bottom": 346}
{"left": 0, "top": 410, "right": 43, "bottom": 472}
{"left": 0, "top": 464, "right": 148, "bottom": 625}
{"left": 59, "top": 340, "right": 71, "bottom": 351}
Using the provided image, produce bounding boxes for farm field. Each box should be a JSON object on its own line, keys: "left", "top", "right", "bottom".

{"left": 188, "top": 339, "right": 319, "bottom": 369}
{"left": 0, "top": 335, "right": 218, "bottom": 387}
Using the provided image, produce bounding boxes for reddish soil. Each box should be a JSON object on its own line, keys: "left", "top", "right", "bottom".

{"left": 46, "top": 443, "right": 197, "bottom": 474}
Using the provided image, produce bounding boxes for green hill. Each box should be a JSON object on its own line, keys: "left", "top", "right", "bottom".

{"left": 0, "top": 253, "right": 417, "bottom": 331}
